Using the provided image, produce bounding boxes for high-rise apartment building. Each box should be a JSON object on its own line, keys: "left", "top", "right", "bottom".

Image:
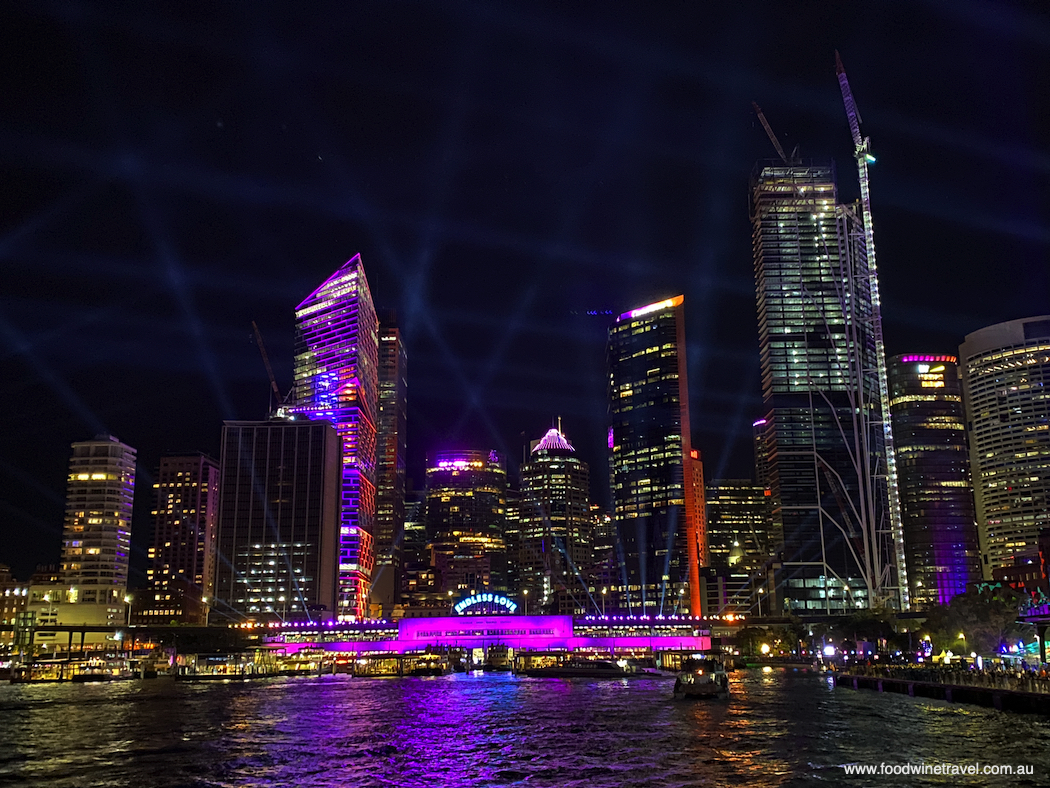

{"left": 369, "top": 311, "right": 408, "bottom": 617}
{"left": 959, "top": 317, "right": 1050, "bottom": 579}
{"left": 425, "top": 450, "right": 508, "bottom": 596}
{"left": 215, "top": 419, "right": 342, "bottom": 621}
{"left": 888, "top": 355, "right": 981, "bottom": 607}
{"left": 292, "top": 254, "right": 379, "bottom": 619}
{"left": 143, "top": 454, "right": 220, "bottom": 624}
{"left": 607, "top": 296, "right": 703, "bottom": 615}
{"left": 59, "top": 435, "right": 136, "bottom": 607}
{"left": 517, "top": 427, "right": 592, "bottom": 611}
{"left": 751, "top": 161, "right": 900, "bottom": 613}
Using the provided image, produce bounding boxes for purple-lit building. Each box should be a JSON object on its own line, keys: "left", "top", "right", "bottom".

{"left": 292, "top": 254, "right": 380, "bottom": 619}
{"left": 270, "top": 614, "right": 711, "bottom": 657}
{"left": 888, "top": 354, "right": 981, "bottom": 607}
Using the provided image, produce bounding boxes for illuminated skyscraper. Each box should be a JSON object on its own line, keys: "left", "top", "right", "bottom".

{"left": 517, "top": 426, "right": 592, "bottom": 613}
{"left": 960, "top": 317, "right": 1050, "bottom": 579}
{"left": 59, "top": 435, "right": 136, "bottom": 607}
{"left": 888, "top": 355, "right": 980, "bottom": 607}
{"left": 215, "top": 419, "right": 341, "bottom": 621}
{"left": 425, "top": 450, "right": 508, "bottom": 596}
{"left": 292, "top": 254, "right": 379, "bottom": 619}
{"left": 143, "top": 454, "right": 220, "bottom": 624}
{"left": 751, "top": 162, "right": 899, "bottom": 613}
{"left": 607, "top": 296, "right": 703, "bottom": 615}
{"left": 369, "top": 311, "right": 408, "bottom": 617}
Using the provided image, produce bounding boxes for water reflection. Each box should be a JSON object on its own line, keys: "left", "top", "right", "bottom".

{"left": 0, "top": 670, "right": 1048, "bottom": 787}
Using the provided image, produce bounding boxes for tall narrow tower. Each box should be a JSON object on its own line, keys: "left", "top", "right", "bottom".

{"left": 751, "top": 161, "right": 896, "bottom": 613}
{"left": 369, "top": 311, "right": 408, "bottom": 617}
{"left": 292, "top": 254, "right": 380, "bottom": 619}
{"left": 607, "top": 296, "right": 703, "bottom": 615}
{"left": 60, "top": 435, "right": 137, "bottom": 606}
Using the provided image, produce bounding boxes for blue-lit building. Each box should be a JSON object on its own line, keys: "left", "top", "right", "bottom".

{"left": 292, "top": 254, "right": 380, "bottom": 619}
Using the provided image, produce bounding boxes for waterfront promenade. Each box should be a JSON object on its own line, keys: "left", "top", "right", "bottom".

{"left": 836, "top": 664, "right": 1050, "bottom": 714}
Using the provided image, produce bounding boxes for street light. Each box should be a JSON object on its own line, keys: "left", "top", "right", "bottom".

{"left": 601, "top": 587, "right": 607, "bottom": 617}
{"left": 523, "top": 588, "right": 528, "bottom": 616}
{"left": 202, "top": 596, "right": 211, "bottom": 627}
{"left": 757, "top": 587, "right": 765, "bottom": 617}
{"left": 124, "top": 594, "right": 133, "bottom": 626}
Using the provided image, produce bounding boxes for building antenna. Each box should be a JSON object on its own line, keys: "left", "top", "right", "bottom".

{"left": 834, "top": 51, "right": 908, "bottom": 610}
{"left": 752, "top": 102, "right": 789, "bottom": 164}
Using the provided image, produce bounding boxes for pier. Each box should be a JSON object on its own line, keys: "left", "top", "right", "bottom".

{"left": 835, "top": 668, "right": 1050, "bottom": 715}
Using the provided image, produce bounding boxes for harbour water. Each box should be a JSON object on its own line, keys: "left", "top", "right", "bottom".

{"left": 1, "top": 670, "right": 1048, "bottom": 787}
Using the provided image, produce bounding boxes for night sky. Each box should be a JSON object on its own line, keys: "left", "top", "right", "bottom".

{"left": 2, "top": 1, "right": 1048, "bottom": 582}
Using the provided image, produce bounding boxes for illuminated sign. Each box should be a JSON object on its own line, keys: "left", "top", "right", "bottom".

{"left": 618, "top": 295, "right": 684, "bottom": 322}
{"left": 435, "top": 460, "right": 484, "bottom": 469}
{"left": 454, "top": 593, "right": 518, "bottom": 615}
{"left": 901, "top": 354, "right": 957, "bottom": 364}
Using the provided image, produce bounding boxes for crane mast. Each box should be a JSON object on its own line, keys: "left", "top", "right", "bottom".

{"left": 834, "top": 52, "right": 909, "bottom": 610}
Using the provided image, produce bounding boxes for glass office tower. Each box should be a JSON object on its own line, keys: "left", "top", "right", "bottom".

{"left": 517, "top": 427, "right": 592, "bottom": 612}
{"left": 215, "top": 419, "right": 341, "bottom": 621}
{"left": 292, "top": 254, "right": 379, "bottom": 619}
{"left": 888, "top": 354, "right": 981, "bottom": 607}
{"left": 607, "top": 296, "right": 703, "bottom": 615}
{"left": 751, "top": 161, "right": 899, "bottom": 613}
{"left": 369, "top": 311, "right": 408, "bottom": 618}
{"left": 425, "top": 450, "right": 509, "bottom": 596}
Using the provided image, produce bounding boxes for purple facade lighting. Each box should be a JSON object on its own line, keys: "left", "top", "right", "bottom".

{"left": 900, "top": 354, "right": 957, "bottom": 364}
{"left": 273, "top": 615, "right": 712, "bottom": 655}
{"left": 293, "top": 254, "right": 379, "bottom": 619}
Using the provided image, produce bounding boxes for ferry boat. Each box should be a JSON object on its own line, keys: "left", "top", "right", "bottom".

{"left": 518, "top": 659, "right": 649, "bottom": 678}
{"left": 673, "top": 658, "right": 729, "bottom": 699}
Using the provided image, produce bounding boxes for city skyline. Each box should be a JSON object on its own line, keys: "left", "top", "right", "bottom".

{"left": 2, "top": 4, "right": 1049, "bottom": 581}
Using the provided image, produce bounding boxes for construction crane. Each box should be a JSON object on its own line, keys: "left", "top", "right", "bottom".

{"left": 251, "top": 321, "right": 291, "bottom": 414}
{"left": 834, "top": 51, "right": 909, "bottom": 611}
{"left": 752, "top": 101, "right": 788, "bottom": 163}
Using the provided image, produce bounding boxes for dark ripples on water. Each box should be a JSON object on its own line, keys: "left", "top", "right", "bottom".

{"left": 1, "top": 671, "right": 1048, "bottom": 787}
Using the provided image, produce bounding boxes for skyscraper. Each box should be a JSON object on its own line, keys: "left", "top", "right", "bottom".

{"left": 215, "top": 419, "right": 342, "bottom": 621}
{"left": 59, "top": 435, "right": 136, "bottom": 607}
{"left": 751, "top": 161, "right": 900, "bottom": 613}
{"left": 517, "top": 426, "right": 592, "bottom": 613}
{"left": 607, "top": 296, "right": 703, "bottom": 615}
{"left": 143, "top": 453, "right": 221, "bottom": 624}
{"left": 888, "top": 355, "right": 981, "bottom": 607}
{"left": 425, "top": 450, "right": 508, "bottom": 596}
{"left": 704, "top": 480, "right": 773, "bottom": 570}
{"left": 369, "top": 311, "right": 408, "bottom": 617}
{"left": 292, "top": 254, "right": 379, "bottom": 619}
{"left": 959, "top": 317, "right": 1050, "bottom": 579}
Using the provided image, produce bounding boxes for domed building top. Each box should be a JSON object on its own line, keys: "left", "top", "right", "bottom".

{"left": 532, "top": 428, "right": 575, "bottom": 454}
